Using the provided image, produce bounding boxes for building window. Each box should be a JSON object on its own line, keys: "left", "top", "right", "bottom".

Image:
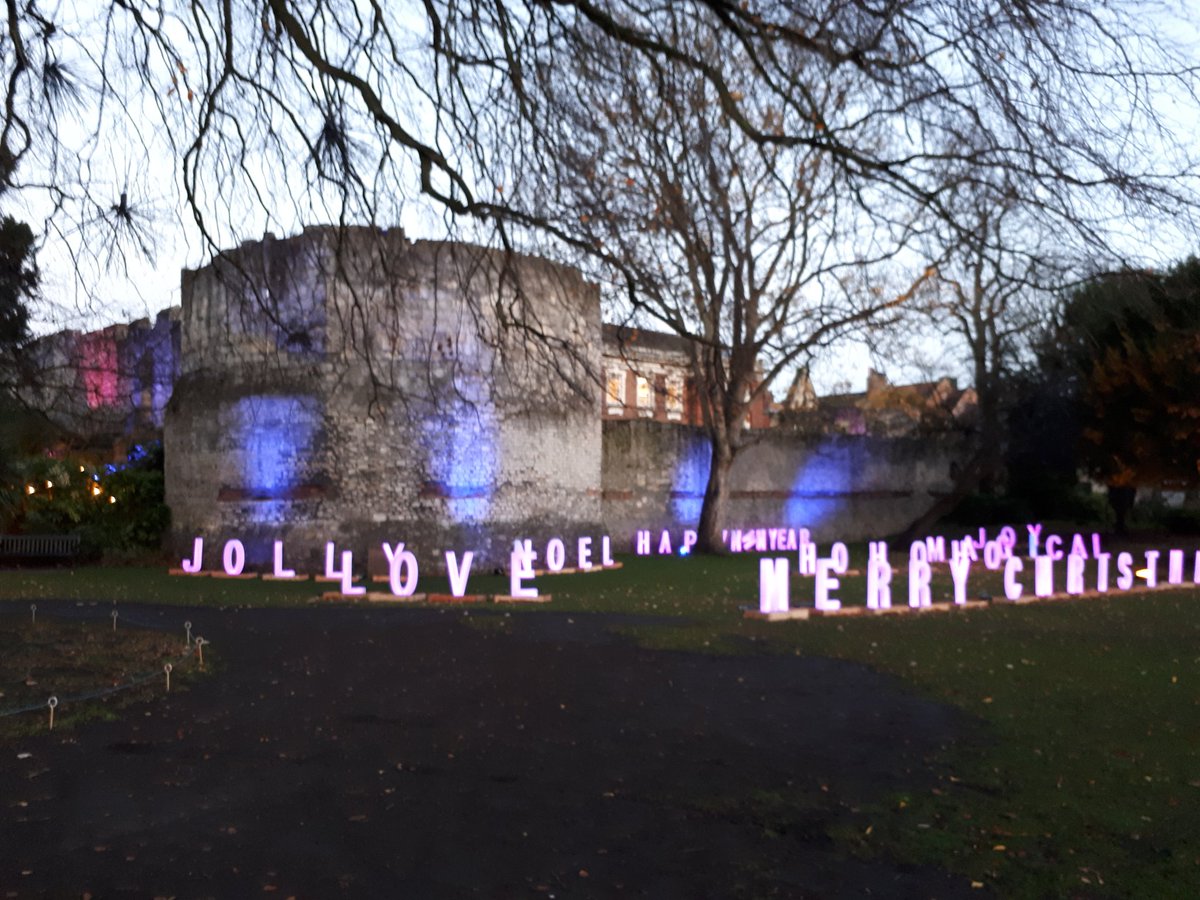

{"left": 636, "top": 376, "right": 653, "bottom": 412}
{"left": 665, "top": 375, "right": 683, "bottom": 418}
{"left": 605, "top": 370, "right": 626, "bottom": 408}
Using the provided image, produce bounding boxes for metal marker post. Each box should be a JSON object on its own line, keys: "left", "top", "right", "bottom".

{"left": 111, "top": 609, "right": 119, "bottom": 632}
{"left": 30, "top": 604, "right": 35, "bottom": 624}
{"left": 195, "top": 637, "right": 206, "bottom": 669}
{"left": 164, "top": 663, "right": 173, "bottom": 693}
{"left": 184, "top": 621, "right": 192, "bottom": 649}
{"left": 47, "top": 696, "right": 57, "bottom": 730}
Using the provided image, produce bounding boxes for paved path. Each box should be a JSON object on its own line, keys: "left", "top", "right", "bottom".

{"left": 0, "top": 601, "right": 984, "bottom": 898}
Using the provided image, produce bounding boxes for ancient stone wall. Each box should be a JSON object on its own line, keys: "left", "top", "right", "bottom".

{"left": 165, "top": 227, "right": 602, "bottom": 571}
{"left": 602, "top": 420, "right": 970, "bottom": 546}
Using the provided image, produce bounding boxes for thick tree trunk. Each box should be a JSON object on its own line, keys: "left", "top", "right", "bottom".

{"left": 696, "top": 437, "right": 735, "bottom": 554}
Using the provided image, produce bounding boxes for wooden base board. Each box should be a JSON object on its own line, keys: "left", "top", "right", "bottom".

{"left": 492, "top": 593, "right": 553, "bottom": 604}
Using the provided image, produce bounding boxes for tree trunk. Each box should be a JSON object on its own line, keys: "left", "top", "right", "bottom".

{"left": 696, "top": 436, "right": 734, "bottom": 554}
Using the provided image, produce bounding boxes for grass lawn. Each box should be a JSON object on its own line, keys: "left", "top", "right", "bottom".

{"left": 0, "top": 612, "right": 203, "bottom": 739}
{"left": 2, "top": 536, "right": 1198, "bottom": 897}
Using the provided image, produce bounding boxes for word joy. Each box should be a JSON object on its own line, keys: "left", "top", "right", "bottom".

{"left": 179, "top": 534, "right": 616, "bottom": 599}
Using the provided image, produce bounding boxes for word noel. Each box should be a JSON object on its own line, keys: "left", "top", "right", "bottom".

{"left": 759, "top": 524, "right": 1200, "bottom": 613}
{"left": 178, "top": 535, "right": 615, "bottom": 598}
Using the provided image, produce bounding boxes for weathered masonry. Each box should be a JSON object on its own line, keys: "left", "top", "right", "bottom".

{"left": 164, "top": 227, "right": 603, "bottom": 570}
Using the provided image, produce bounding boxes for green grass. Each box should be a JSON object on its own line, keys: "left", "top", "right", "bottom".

{"left": 3, "top": 541, "right": 1199, "bottom": 896}
{"left": 0, "top": 612, "right": 204, "bottom": 738}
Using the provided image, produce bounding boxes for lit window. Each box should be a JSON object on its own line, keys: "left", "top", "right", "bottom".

{"left": 636, "top": 376, "right": 653, "bottom": 410}
{"left": 665, "top": 376, "right": 684, "bottom": 417}
{"left": 605, "top": 370, "right": 625, "bottom": 407}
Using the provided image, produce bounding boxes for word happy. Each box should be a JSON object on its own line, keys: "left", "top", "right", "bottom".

{"left": 178, "top": 534, "right": 616, "bottom": 599}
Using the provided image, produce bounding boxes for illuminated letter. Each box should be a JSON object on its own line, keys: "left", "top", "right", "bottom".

{"left": 830, "top": 541, "right": 849, "bottom": 574}
{"left": 867, "top": 559, "right": 892, "bottom": 609}
{"left": 983, "top": 541, "right": 1004, "bottom": 570}
{"left": 272, "top": 540, "right": 296, "bottom": 579}
{"left": 546, "top": 538, "right": 566, "bottom": 572}
{"left": 1143, "top": 550, "right": 1160, "bottom": 587}
{"left": 1004, "top": 556, "right": 1024, "bottom": 601}
{"left": 998, "top": 526, "right": 1018, "bottom": 551}
{"left": 636, "top": 530, "right": 651, "bottom": 555}
{"left": 759, "top": 557, "right": 790, "bottom": 614}
{"left": 324, "top": 542, "right": 339, "bottom": 580}
{"left": 382, "top": 542, "right": 419, "bottom": 596}
{"left": 1095, "top": 552, "right": 1111, "bottom": 593}
{"left": 798, "top": 542, "right": 817, "bottom": 576}
{"left": 925, "top": 535, "right": 946, "bottom": 564}
{"left": 908, "top": 559, "right": 932, "bottom": 608}
{"left": 578, "top": 536, "right": 593, "bottom": 570}
{"left": 510, "top": 545, "right": 537, "bottom": 599}
{"left": 1045, "top": 534, "right": 1063, "bottom": 561}
{"left": 1027, "top": 523, "right": 1043, "bottom": 557}
{"left": 868, "top": 541, "right": 888, "bottom": 564}
{"left": 949, "top": 553, "right": 971, "bottom": 605}
{"left": 730, "top": 529, "right": 744, "bottom": 552}
{"left": 784, "top": 529, "right": 798, "bottom": 551}
{"left": 445, "top": 551, "right": 474, "bottom": 597}
{"left": 339, "top": 551, "right": 365, "bottom": 596}
{"left": 658, "top": 530, "right": 673, "bottom": 555}
{"left": 1034, "top": 556, "right": 1054, "bottom": 597}
{"left": 814, "top": 559, "right": 841, "bottom": 611}
{"left": 1116, "top": 552, "right": 1134, "bottom": 590}
{"left": 909, "top": 540, "right": 927, "bottom": 563}
{"left": 1069, "top": 533, "right": 1089, "bottom": 559}
{"left": 181, "top": 537, "right": 203, "bottom": 573}
{"left": 222, "top": 539, "right": 245, "bottom": 577}
{"left": 1169, "top": 549, "right": 1184, "bottom": 584}
{"left": 682, "top": 530, "right": 697, "bottom": 555}
{"left": 755, "top": 529, "right": 767, "bottom": 552}
{"left": 602, "top": 535, "right": 615, "bottom": 567}
{"left": 1066, "top": 554, "right": 1085, "bottom": 595}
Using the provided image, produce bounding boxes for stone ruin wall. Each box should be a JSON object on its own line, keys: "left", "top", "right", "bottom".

{"left": 165, "top": 227, "right": 603, "bottom": 571}
{"left": 602, "top": 420, "right": 969, "bottom": 547}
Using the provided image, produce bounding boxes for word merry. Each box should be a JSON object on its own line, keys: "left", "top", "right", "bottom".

{"left": 178, "top": 534, "right": 615, "bottom": 599}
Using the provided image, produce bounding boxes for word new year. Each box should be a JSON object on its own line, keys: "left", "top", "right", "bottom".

{"left": 178, "top": 534, "right": 615, "bottom": 599}
{"left": 758, "top": 524, "right": 1200, "bottom": 614}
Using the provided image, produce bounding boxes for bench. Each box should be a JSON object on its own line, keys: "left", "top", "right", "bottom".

{"left": 0, "top": 534, "right": 82, "bottom": 562}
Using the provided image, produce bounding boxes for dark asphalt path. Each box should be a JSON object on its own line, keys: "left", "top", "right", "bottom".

{"left": 0, "top": 600, "right": 985, "bottom": 898}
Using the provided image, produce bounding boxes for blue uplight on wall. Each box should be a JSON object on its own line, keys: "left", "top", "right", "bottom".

{"left": 232, "top": 395, "right": 320, "bottom": 523}
{"left": 424, "top": 401, "right": 497, "bottom": 523}
{"left": 670, "top": 433, "right": 711, "bottom": 524}
{"left": 784, "top": 437, "right": 856, "bottom": 530}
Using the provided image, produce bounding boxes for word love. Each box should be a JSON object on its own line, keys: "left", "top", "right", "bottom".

{"left": 179, "top": 535, "right": 615, "bottom": 599}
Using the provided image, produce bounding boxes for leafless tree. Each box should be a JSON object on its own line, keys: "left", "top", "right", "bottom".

{"left": 3, "top": 1, "right": 1199, "bottom": 541}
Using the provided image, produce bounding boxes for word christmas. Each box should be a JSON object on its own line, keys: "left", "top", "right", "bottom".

{"left": 177, "top": 534, "right": 615, "bottom": 599}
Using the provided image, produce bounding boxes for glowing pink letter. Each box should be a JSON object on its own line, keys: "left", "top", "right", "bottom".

{"left": 546, "top": 538, "right": 566, "bottom": 572}
{"left": 1066, "top": 554, "right": 1085, "bottom": 595}
{"left": 602, "top": 535, "right": 615, "bottom": 567}
{"left": 867, "top": 559, "right": 892, "bottom": 609}
{"left": 1143, "top": 550, "right": 1160, "bottom": 587}
{"left": 578, "top": 536, "right": 593, "bottom": 569}
{"left": 1095, "top": 552, "right": 1111, "bottom": 593}
{"left": 273, "top": 540, "right": 296, "bottom": 579}
{"left": 1004, "top": 556, "right": 1024, "bottom": 601}
{"left": 908, "top": 559, "right": 932, "bottom": 608}
{"left": 1116, "top": 552, "right": 1134, "bottom": 590}
{"left": 1034, "top": 556, "right": 1054, "bottom": 597}
{"left": 949, "top": 553, "right": 971, "bottom": 605}
{"left": 510, "top": 545, "right": 537, "bottom": 599}
{"left": 181, "top": 537, "right": 203, "bottom": 573}
{"left": 814, "top": 559, "right": 841, "bottom": 611}
{"left": 382, "top": 542, "right": 419, "bottom": 596}
{"left": 222, "top": 539, "right": 245, "bottom": 577}
{"left": 657, "top": 530, "right": 672, "bottom": 555}
{"left": 759, "top": 557, "right": 790, "bottom": 614}
{"left": 636, "top": 530, "right": 650, "bottom": 555}
{"left": 1169, "top": 549, "right": 1184, "bottom": 584}
{"left": 339, "top": 551, "right": 365, "bottom": 596}
{"left": 446, "top": 551, "right": 474, "bottom": 597}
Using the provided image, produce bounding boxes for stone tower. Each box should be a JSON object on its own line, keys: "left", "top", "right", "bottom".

{"left": 165, "top": 226, "right": 602, "bottom": 571}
